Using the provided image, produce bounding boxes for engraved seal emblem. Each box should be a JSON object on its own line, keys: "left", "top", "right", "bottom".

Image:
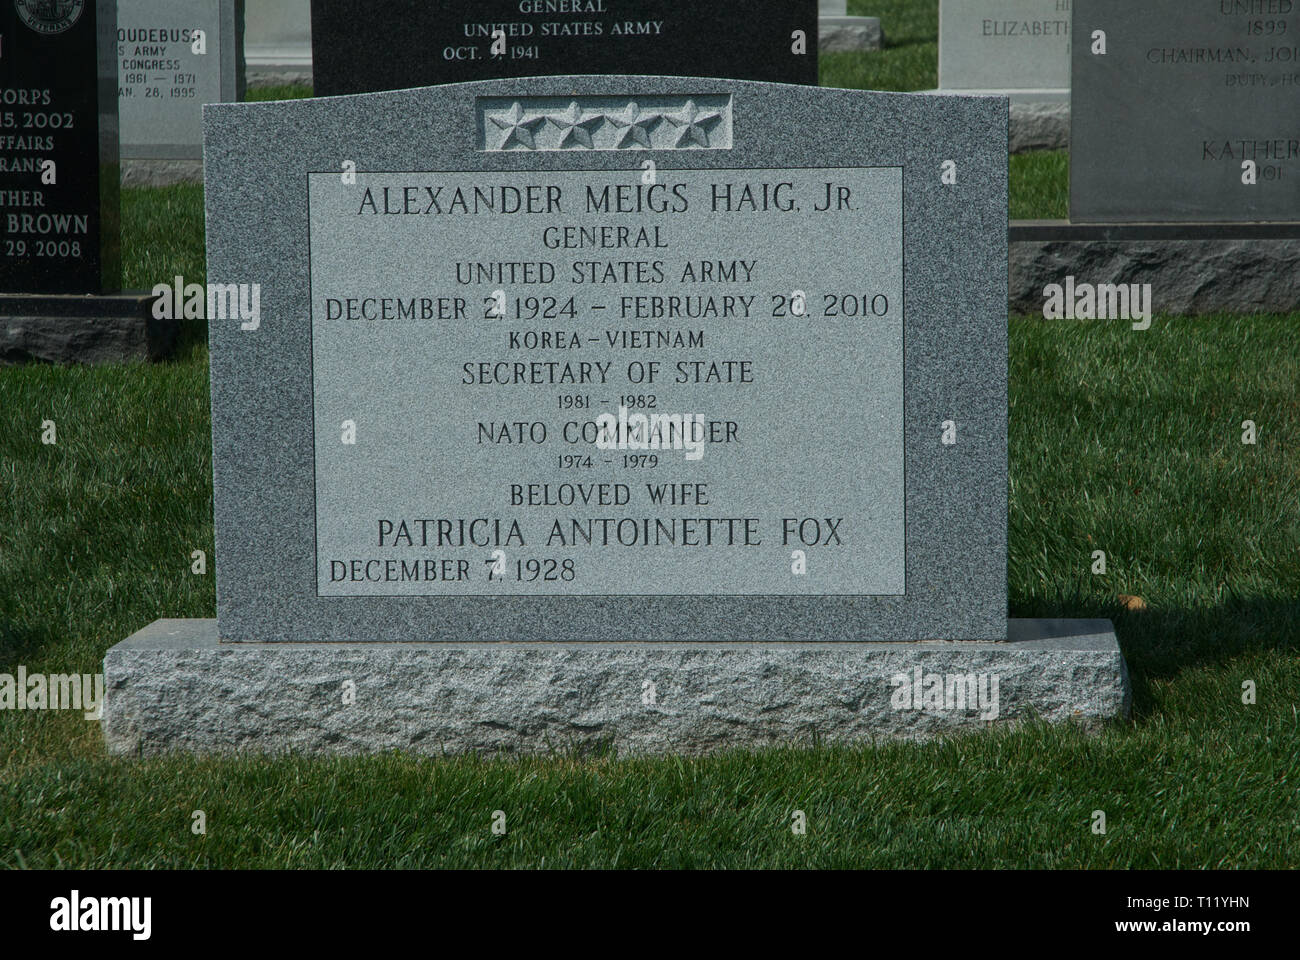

{"left": 14, "top": 0, "right": 85, "bottom": 35}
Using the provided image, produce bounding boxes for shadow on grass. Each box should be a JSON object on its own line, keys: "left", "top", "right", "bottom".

{"left": 0, "top": 619, "right": 54, "bottom": 667}
{"left": 882, "top": 34, "right": 938, "bottom": 53}
{"left": 174, "top": 317, "right": 209, "bottom": 360}
{"left": 1010, "top": 592, "right": 1300, "bottom": 717}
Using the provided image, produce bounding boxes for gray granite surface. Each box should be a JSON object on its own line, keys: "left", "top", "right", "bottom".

{"left": 1010, "top": 237, "right": 1300, "bottom": 315}
{"left": 203, "top": 76, "right": 1009, "bottom": 644}
{"left": 820, "top": 17, "right": 883, "bottom": 53}
{"left": 104, "top": 617, "right": 1130, "bottom": 756}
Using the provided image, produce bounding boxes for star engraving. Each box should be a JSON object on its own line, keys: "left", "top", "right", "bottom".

{"left": 488, "top": 101, "right": 547, "bottom": 150}
{"left": 606, "top": 102, "right": 664, "bottom": 149}
{"left": 546, "top": 100, "right": 605, "bottom": 149}
{"left": 662, "top": 100, "right": 724, "bottom": 148}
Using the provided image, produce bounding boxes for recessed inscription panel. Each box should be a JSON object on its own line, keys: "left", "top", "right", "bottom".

{"left": 308, "top": 167, "right": 903, "bottom": 597}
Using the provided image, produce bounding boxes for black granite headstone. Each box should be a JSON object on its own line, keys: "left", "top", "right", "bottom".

{"left": 1072, "top": 0, "right": 1300, "bottom": 223}
{"left": 0, "top": 0, "right": 119, "bottom": 294}
{"left": 310, "top": 0, "right": 818, "bottom": 96}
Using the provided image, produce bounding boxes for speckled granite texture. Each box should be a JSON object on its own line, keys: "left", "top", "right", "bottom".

{"left": 103, "top": 618, "right": 1129, "bottom": 756}
{"left": 203, "top": 77, "right": 1009, "bottom": 644}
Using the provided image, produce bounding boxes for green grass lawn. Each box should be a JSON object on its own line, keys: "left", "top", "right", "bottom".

{"left": 1010, "top": 151, "right": 1068, "bottom": 220}
{"left": 0, "top": 8, "right": 1295, "bottom": 870}
{"left": 821, "top": 0, "right": 1070, "bottom": 218}
{"left": 1, "top": 184, "right": 1295, "bottom": 867}
{"left": 821, "top": 0, "right": 938, "bottom": 92}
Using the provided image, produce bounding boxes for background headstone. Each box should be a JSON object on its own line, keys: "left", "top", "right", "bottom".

{"left": 1072, "top": 0, "right": 1300, "bottom": 222}
{"left": 117, "top": 0, "right": 245, "bottom": 186}
{"left": 243, "top": 0, "right": 311, "bottom": 87}
{"left": 309, "top": 0, "right": 819, "bottom": 95}
{"left": 938, "top": 0, "right": 1072, "bottom": 100}
{"left": 0, "top": 0, "right": 119, "bottom": 295}
{"left": 0, "top": 0, "right": 174, "bottom": 362}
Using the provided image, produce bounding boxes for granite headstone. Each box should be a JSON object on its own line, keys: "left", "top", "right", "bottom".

{"left": 117, "top": 0, "right": 244, "bottom": 168}
{"left": 243, "top": 0, "right": 311, "bottom": 86}
{"left": 309, "top": 1, "right": 819, "bottom": 95}
{"left": 201, "top": 75, "right": 1006, "bottom": 643}
{"left": 0, "top": 0, "right": 119, "bottom": 295}
{"left": 0, "top": 1, "right": 176, "bottom": 362}
{"left": 1072, "top": 0, "right": 1300, "bottom": 222}
{"left": 101, "top": 76, "right": 1130, "bottom": 755}
{"left": 939, "top": 0, "right": 1072, "bottom": 100}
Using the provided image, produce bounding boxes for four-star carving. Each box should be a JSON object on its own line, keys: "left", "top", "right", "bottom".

{"left": 661, "top": 100, "right": 724, "bottom": 148}
{"left": 488, "top": 101, "right": 548, "bottom": 150}
{"left": 546, "top": 100, "right": 606, "bottom": 149}
{"left": 483, "top": 99, "right": 726, "bottom": 150}
{"left": 606, "top": 102, "right": 664, "bottom": 149}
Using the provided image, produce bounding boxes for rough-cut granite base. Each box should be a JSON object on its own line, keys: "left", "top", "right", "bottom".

{"left": 944, "top": 88, "right": 1067, "bottom": 106}
{"left": 246, "top": 68, "right": 313, "bottom": 89}
{"left": 103, "top": 618, "right": 1130, "bottom": 757}
{"left": 1009, "top": 101, "right": 1068, "bottom": 153}
{"left": 820, "top": 16, "right": 883, "bottom": 52}
{"left": 122, "top": 159, "right": 205, "bottom": 188}
{"left": 0, "top": 294, "right": 173, "bottom": 364}
{"left": 1010, "top": 223, "right": 1300, "bottom": 315}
